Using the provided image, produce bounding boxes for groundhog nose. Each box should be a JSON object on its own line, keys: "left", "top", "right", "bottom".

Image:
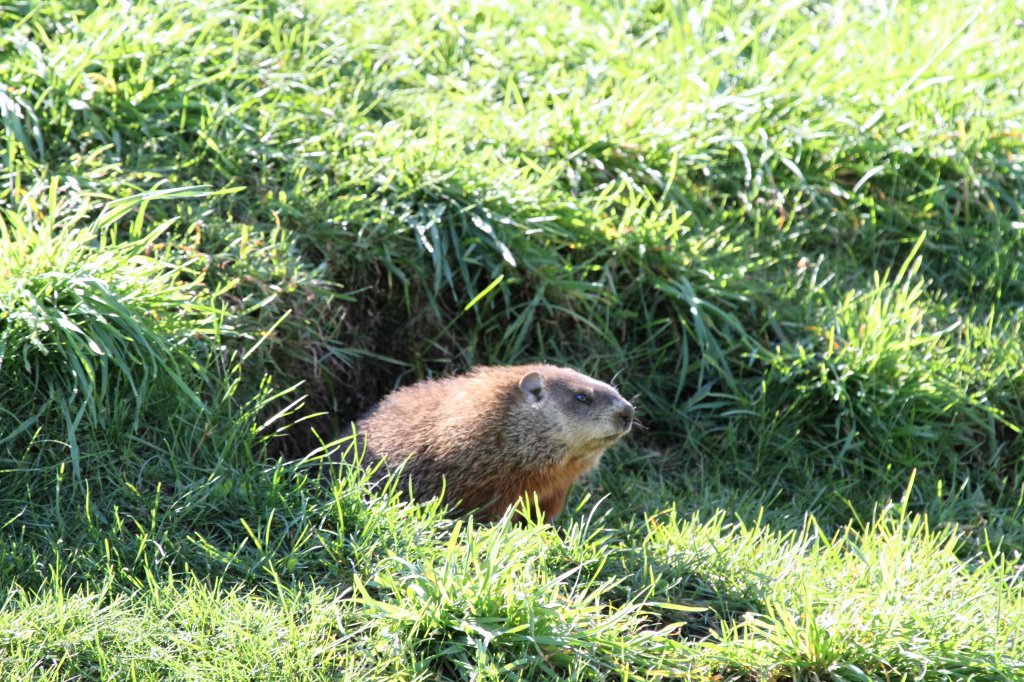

{"left": 615, "top": 402, "right": 635, "bottom": 431}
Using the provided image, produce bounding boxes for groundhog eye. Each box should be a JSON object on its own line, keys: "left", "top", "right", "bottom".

{"left": 574, "top": 392, "right": 591, "bottom": 403}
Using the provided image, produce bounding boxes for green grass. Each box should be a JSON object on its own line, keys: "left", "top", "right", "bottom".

{"left": 2, "top": 0, "right": 1024, "bottom": 678}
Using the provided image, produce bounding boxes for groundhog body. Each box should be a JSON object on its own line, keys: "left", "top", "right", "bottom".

{"left": 356, "top": 364, "right": 634, "bottom": 521}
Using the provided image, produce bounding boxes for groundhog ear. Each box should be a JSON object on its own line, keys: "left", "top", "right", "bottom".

{"left": 519, "top": 371, "right": 545, "bottom": 404}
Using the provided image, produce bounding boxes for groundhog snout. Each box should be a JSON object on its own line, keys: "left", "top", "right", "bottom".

{"left": 613, "top": 402, "right": 635, "bottom": 432}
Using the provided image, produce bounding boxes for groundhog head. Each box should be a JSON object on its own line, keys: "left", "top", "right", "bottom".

{"left": 517, "top": 368, "right": 634, "bottom": 455}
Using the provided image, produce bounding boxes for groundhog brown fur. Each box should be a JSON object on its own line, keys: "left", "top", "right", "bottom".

{"left": 356, "top": 364, "right": 635, "bottom": 521}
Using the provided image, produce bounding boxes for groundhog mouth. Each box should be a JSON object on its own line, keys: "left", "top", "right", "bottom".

{"left": 611, "top": 420, "right": 633, "bottom": 438}
{"left": 591, "top": 430, "right": 630, "bottom": 447}
{"left": 565, "top": 431, "right": 627, "bottom": 463}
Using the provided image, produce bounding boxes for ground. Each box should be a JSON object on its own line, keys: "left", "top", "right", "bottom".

{"left": 0, "top": 0, "right": 1022, "bottom": 679}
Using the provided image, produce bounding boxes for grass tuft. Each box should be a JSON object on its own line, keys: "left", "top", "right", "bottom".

{"left": 0, "top": 181, "right": 218, "bottom": 473}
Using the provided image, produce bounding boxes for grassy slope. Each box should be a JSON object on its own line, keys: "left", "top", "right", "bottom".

{"left": 1, "top": 0, "right": 1023, "bottom": 679}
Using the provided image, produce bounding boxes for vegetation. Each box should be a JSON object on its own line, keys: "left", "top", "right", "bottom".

{"left": 1, "top": 0, "right": 1022, "bottom": 678}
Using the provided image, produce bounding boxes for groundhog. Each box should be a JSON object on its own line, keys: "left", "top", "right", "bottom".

{"left": 356, "top": 364, "right": 634, "bottom": 521}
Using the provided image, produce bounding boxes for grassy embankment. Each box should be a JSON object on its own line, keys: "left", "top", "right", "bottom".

{"left": 1, "top": 0, "right": 1023, "bottom": 678}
